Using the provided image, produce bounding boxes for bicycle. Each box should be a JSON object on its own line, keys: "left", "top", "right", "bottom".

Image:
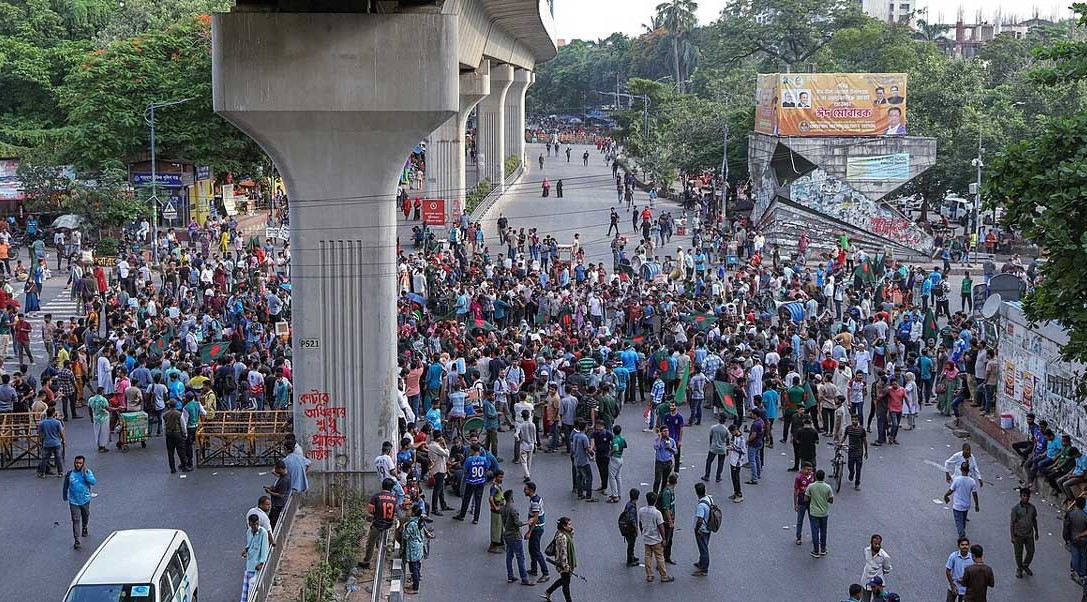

{"left": 831, "top": 443, "right": 847, "bottom": 493}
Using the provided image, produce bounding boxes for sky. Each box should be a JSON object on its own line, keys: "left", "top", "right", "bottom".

{"left": 552, "top": 0, "right": 1074, "bottom": 42}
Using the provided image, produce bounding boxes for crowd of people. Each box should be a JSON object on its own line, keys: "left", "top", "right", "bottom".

{"left": 364, "top": 144, "right": 1084, "bottom": 601}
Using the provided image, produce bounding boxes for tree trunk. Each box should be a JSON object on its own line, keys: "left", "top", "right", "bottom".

{"left": 672, "top": 34, "right": 683, "bottom": 94}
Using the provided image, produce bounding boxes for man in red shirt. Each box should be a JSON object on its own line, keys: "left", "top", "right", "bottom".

{"left": 13, "top": 312, "right": 32, "bottom": 365}
{"left": 793, "top": 462, "right": 816, "bottom": 546}
{"left": 820, "top": 352, "right": 838, "bottom": 377}
{"left": 886, "top": 380, "right": 906, "bottom": 445}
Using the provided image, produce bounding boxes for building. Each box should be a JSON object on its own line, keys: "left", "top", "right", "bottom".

{"left": 859, "top": 0, "right": 914, "bottom": 25}
{"left": 941, "top": 17, "right": 1056, "bottom": 59}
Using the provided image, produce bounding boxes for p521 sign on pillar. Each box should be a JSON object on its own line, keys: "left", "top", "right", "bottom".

{"left": 421, "top": 198, "right": 446, "bottom": 226}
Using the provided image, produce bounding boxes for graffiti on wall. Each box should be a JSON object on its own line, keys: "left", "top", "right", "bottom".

{"left": 788, "top": 169, "right": 932, "bottom": 251}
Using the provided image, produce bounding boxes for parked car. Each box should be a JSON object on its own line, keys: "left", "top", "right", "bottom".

{"left": 64, "top": 529, "right": 199, "bottom": 602}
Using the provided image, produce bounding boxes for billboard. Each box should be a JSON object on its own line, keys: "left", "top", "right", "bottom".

{"left": 0, "top": 159, "right": 21, "bottom": 201}
{"left": 846, "top": 153, "right": 911, "bottom": 181}
{"left": 754, "top": 73, "right": 907, "bottom": 137}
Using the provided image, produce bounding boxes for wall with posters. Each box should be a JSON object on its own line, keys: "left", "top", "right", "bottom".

{"left": 755, "top": 73, "right": 907, "bottom": 137}
{"left": 0, "top": 158, "right": 22, "bottom": 202}
{"left": 993, "top": 301, "right": 1087, "bottom": 447}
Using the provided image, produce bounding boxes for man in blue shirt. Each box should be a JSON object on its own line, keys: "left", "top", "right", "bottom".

{"left": 919, "top": 351, "right": 935, "bottom": 405}
{"left": 63, "top": 455, "right": 96, "bottom": 549}
{"left": 453, "top": 445, "right": 489, "bottom": 524}
{"left": 652, "top": 426, "right": 677, "bottom": 496}
{"left": 570, "top": 419, "right": 594, "bottom": 501}
{"left": 483, "top": 393, "right": 501, "bottom": 460}
{"left": 37, "top": 407, "right": 65, "bottom": 477}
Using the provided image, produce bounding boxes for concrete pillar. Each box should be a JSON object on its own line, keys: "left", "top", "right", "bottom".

{"left": 504, "top": 69, "right": 534, "bottom": 170}
{"left": 426, "top": 64, "right": 491, "bottom": 216}
{"left": 477, "top": 63, "right": 514, "bottom": 189}
{"left": 213, "top": 12, "right": 457, "bottom": 494}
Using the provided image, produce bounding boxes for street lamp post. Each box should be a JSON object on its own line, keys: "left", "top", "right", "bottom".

{"left": 973, "top": 102, "right": 1023, "bottom": 252}
{"left": 143, "top": 97, "right": 192, "bottom": 263}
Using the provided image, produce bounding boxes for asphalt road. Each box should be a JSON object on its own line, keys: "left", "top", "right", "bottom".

{"left": 417, "top": 144, "right": 1081, "bottom": 601}
{"left": 0, "top": 267, "right": 271, "bottom": 602}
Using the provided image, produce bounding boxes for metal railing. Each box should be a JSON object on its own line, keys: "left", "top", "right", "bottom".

{"left": 371, "top": 530, "right": 390, "bottom": 602}
{"left": 248, "top": 492, "right": 300, "bottom": 602}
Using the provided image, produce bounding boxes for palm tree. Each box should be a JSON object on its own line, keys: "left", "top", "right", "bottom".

{"left": 655, "top": 0, "right": 698, "bottom": 93}
{"left": 915, "top": 19, "right": 951, "bottom": 42}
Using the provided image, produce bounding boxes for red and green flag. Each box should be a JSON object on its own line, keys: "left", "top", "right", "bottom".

{"left": 681, "top": 312, "right": 718, "bottom": 332}
{"left": 148, "top": 327, "right": 176, "bottom": 358}
{"left": 713, "top": 381, "right": 737, "bottom": 417}
{"left": 200, "top": 340, "right": 229, "bottom": 364}
{"left": 802, "top": 381, "right": 817, "bottom": 409}
{"left": 673, "top": 363, "right": 690, "bottom": 404}
{"left": 922, "top": 308, "right": 938, "bottom": 342}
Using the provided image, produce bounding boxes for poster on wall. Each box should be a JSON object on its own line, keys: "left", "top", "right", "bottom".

{"left": 1022, "top": 371, "right": 1035, "bottom": 408}
{"left": 846, "top": 153, "right": 910, "bottom": 181}
{"left": 1004, "top": 360, "right": 1016, "bottom": 397}
{"left": 756, "top": 73, "right": 908, "bottom": 137}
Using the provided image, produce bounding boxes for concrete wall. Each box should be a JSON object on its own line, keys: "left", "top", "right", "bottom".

{"left": 991, "top": 301, "right": 1087, "bottom": 448}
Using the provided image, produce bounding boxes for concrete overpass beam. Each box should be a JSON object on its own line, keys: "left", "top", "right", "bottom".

{"left": 427, "top": 64, "right": 491, "bottom": 213}
{"left": 476, "top": 62, "right": 514, "bottom": 190}
{"left": 213, "top": 11, "right": 457, "bottom": 494}
{"left": 504, "top": 69, "right": 534, "bottom": 170}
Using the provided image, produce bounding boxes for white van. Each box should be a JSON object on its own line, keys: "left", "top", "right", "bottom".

{"left": 64, "top": 529, "right": 199, "bottom": 602}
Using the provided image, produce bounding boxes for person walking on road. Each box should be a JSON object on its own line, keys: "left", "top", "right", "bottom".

{"left": 1009, "top": 487, "right": 1038, "bottom": 578}
{"left": 845, "top": 413, "right": 868, "bottom": 490}
{"left": 37, "top": 407, "right": 64, "bottom": 477}
{"left": 793, "top": 461, "right": 815, "bottom": 546}
{"left": 943, "top": 461, "right": 980, "bottom": 539}
{"left": 524, "top": 482, "right": 550, "bottom": 584}
{"left": 727, "top": 424, "right": 746, "bottom": 502}
{"left": 619, "top": 488, "right": 640, "bottom": 566}
{"left": 691, "top": 481, "right": 713, "bottom": 576}
{"left": 960, "top": 544, "right": 994, "bottom": 601}
{"left": 454, "top": 445, "right": 490, "bottom": 523}
{"left": 638, "top": 491, "right": 673, "bottom": 583}
{"left": 805, "top": 469, "right": 833, "bottom": 558}
{"left": 163, "top": 401, "right": 186, "bottom": 473}
{"left": 607, "top": 209, "right": 620, "bottom": 237}
{"left": 87, "top": 386, "right": 110, "bottom": 453}
{"left": 860, "top": 534, "right": 892, "bottom": 602}
{"left": 541, "top": 517, "right": 576, "bottom": 602}
{"left": 240, "top": 513, "right": 270, "bottom": 602}
{"left": 945, "top": 537, "right": 973, "bottom": 602}
{"left": 1063, "top": 496, "right": 1087, "bottom": 583}
{"left": 501, "top": 489, "right": 535, "bottom": 586}
{"left": 63, "top": 455, "right": 96, "bottom": 549}
{"left": 701, "top": 412, "right": 728, "bottom": 484}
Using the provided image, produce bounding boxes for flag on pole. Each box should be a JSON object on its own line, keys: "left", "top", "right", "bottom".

{"left": 713, "top": 381, "right": 737, "bottom": 417}
{"left": 674, "top": 363, "right": 691, "bottom": 404}
{"left": 148, "top": 327, "right": 176, "bottom": 358}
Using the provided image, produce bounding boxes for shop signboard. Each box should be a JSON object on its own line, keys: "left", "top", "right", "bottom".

{"left": 422, "top": 199, "right": 446, "bottom": 226}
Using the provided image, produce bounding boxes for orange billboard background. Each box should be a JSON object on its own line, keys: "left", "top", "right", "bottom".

{"left": 754, "top": 73, "right": 908, "bottom": 137}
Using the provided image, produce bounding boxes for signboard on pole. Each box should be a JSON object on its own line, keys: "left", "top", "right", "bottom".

{"left": 161, "top": 198, "right": 178, "bottom": 221}
{"left": 421, "top": 198, "right": 446, "bottom": 226}
{"left": 755, "top": 73, "right": 908, "bottom": 137}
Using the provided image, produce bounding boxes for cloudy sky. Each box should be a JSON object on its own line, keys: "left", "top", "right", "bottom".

{"left": 552, "top": 0, "right": 1073, "bottom": 41}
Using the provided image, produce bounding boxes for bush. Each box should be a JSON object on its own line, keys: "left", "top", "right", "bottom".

{"left": 464, "top": 179, "right": 494, "bottom": 214}
{"left": 504, "top": 155, "right": 522, "bottom": 176}
{"left": 94, "top": 237, "right": 120, "bottom": 256}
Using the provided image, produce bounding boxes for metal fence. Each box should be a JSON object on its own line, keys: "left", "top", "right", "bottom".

{"left": 248, "top": 492, "right": 300, "bottom": 602}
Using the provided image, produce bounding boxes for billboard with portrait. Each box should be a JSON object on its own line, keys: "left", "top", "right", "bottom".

{"left": 755, "top": 73, "right": 908, "bottom": 137}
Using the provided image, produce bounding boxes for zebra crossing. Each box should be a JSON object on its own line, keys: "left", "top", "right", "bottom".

{"left": 3, "top": 283, "right": 82, "bottom": 369}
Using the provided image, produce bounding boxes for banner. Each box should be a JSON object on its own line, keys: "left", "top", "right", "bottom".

{"left": 846, "top": 153, "right": 910, "bottom": 181}
{"left": 421, "top": 198, "right": 446, "bottom": 226}
{"left": 756, "top": 73, "right": 908, "bottom": 137}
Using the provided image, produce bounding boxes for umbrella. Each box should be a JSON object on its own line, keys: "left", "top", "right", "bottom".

{"left": 279, "top": 283, "right": 292, "bottom": 291}
{"left": 50, "top": 214, "right": 85, "bottom": 230}
{"left": 405, "top": 292, "right": 426, "bottom": 307}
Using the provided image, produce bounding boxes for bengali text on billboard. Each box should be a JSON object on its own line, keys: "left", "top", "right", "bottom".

{"left": 755, "top": 73, "right": 907, "bottom": 137}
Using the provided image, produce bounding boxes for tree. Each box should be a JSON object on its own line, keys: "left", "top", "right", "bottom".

{"left": 914, "top": 19, "right": 950, "bottom": 42}
{"left": 984, "top": 4, "right": 1087, "bottom": 384}
{"left": 59, "top": 15, "right": 265, "bottom": 176}
{"left": 654, "top": 0, "right": 698, "bottom": 93}
{"left": 713, "top": 0, "right": 865, "bottom": 68}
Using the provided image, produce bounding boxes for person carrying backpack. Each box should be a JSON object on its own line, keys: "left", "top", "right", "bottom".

{"left": 617, "top": 488, "right": 640, "bottom": 566}
{"left": 692, "top": 481, "right": 721, "bottom": 576}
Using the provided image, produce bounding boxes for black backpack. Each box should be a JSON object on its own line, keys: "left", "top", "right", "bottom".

{"left": 617, "top": 502, "right": 636, "bottom": 535}
{"left": 701, "top": 497, "right": 723, "bottom": 533}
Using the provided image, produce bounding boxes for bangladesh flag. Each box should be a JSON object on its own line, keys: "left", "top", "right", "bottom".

{"left": 852, "top": 260, "right": 875, "bottom": 287}
{"left": 802, "top": 381, "right": 817, "bottom": 409}
{"left": 713, "top": 381, "right": 737, "bottom": 417}
{"left": 874, "top": 283, "right": 884, "bottom": 308}
{"left": 623, "top": 335, "right": 645, "bottom": 346}
{"left": 673, "top": 363, "right": 690, "bottom": 404}
{"left": 148, "top": 327, "right": 176, "bottom": 358}
{"left": 681, "top": 312, "right": 718, "bottom": 332}
{"left": 922, "top": 308, "right": 938, "bottom": 342}
{"left": 557, "top": 307, "right": 574, "bottom": 329}
{"left": 200, "top": 340, "right": 229, "bottom": 364}
{"left": 471, "top": 319, "right": 497, "bottom": 332}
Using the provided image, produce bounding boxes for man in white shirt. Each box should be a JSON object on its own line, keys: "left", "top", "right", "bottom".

{"left": 944, "top": 443, "right": 983, "bottom": 487}
{"left": 246, "top": 496, "right": 275, "bottom": 546}
{"left": 374, "top": 441, "right": 396, "bottom": 482}
{"left": 638, "top": 491, "right": 672, "bottom": 582}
